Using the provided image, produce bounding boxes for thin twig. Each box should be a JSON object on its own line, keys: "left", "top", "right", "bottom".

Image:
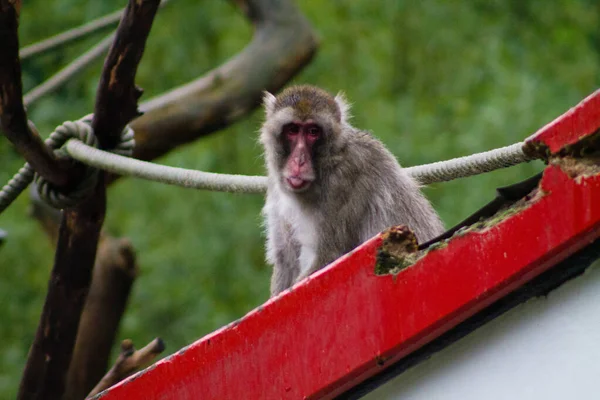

{"left": 87, "top": 338, "right": 165, "bottom": 398}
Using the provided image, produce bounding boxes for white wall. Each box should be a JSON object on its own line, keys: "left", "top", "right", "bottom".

{"left": 367, "top": 261, "right": 600, "bottom": 400}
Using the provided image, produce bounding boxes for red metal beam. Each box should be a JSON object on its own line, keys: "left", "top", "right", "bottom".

{"left": 526, "top": 89, "right": 600, "bottom": 153}
{"left": 96, "top": 90, "right": 600, "bottom": 400}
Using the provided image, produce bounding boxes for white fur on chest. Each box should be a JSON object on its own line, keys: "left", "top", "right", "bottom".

{"left": 278, "top": 193, "right": 318, "bottom": 276}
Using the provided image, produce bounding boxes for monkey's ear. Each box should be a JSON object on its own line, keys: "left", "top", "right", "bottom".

{"left": 335, "top": 92, "right": 352, "bottom": 123}
{"left": 263, "top": 91, "right": 277, "bottom": 117}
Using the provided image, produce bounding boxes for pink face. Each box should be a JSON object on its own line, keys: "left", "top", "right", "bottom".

{"left": 282, "top": 121, "right": 322, "bottom": 192}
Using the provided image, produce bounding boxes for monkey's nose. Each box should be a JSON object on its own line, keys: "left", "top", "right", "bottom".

{"left": 298, "top": 153, "right": 306, "bottom": 165}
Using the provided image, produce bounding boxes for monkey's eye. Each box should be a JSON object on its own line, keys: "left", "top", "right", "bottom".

{"left": 283, "top": 124, "right": 300, "bottom": 137}
{"left": 306, "top": 125, "right": 322, "bottom": 139}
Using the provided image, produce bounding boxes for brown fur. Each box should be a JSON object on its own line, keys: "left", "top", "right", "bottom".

{"left": 274, "top": 85, "right": 341, "bottom": 122}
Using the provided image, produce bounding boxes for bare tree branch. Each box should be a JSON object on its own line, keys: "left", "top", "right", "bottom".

{"left": 17, "top": 1, "right": 160, "bottom": 399}
{"left": 0, "top": 0, "right": 80, "bottom": 189}
{"left": 29, "top": 189, "right": 140, "bottom": 400}
{"left": 28, "top": 186, "right": 61, "bottom": 242}
{"left": 126, "top": 0, "right": 318, "bottom": 163}
{"left": 65, "top": 236, "right": 138, "bottom": 400}
{"left": 92, "top": 0, "right": 160, "bottom": 150}
{"left": 17, "top": 183, "right": 107, "bottom": 400}
{"left": 87, "top": 338, "right": 165, "bottom": 398}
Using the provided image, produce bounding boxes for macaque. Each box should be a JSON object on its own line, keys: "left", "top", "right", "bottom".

{"left": 260, "top": 85, "right": 444, "bottom": 296}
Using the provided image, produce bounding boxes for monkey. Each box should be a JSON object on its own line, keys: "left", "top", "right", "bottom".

{"left": 260, "top": 85, "right": 444, "bottom": 296}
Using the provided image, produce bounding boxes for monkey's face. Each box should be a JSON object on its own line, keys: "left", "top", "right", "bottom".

{"left": 261, "top": 85, "right": 349, "bottom": 195}
{"left": 261, "top": 109, "right": 339, "bottom": 196}
{"left": 280, "top": 120, "right": 322, "bottom": 193}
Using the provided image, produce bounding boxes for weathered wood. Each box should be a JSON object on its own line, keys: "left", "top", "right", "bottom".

{"left": 64, "top": 236, "right": 138, "bottom": 400}
{"left": 17, "top": 1, "right": 160, "bottom": 399}
{"left": 0, "top": 0, "right": 78, "bottom": 189}
{"left": 87, "top": 338, "right": 165, "bottom": 398}
{"left": 125, "top": 0, "right": 318, "bottom": 164}
{"left": 92, "top": 0, "right": 160, "bottom": 150}
{"left": 18, "top": 182, "right": 107, "bottom": 400}
{"left": 28, "top": 187, "right": 62, "bottom": 243}
{"left": 29, "top": 190, "right": 140, "bottom": 400}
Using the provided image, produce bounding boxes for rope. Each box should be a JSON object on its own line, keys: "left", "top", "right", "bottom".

{"left": 65, "top": 140, "right": 268, "bottom": 193}
{"left": 65, "top": 139, "right": 534, "bottom": 193}
{"left": 0, "top": 116, "right": 537, "bottom": 215}
{"left": 0, "top": 117, "right": 134, "bottom": 213}
{"left": 406, "top": 142, "right": 534, "bottom": 185}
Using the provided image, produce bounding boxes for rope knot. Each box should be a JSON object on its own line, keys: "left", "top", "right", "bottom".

{"left": 0, "top": 117, "right": 135, "bottom": 213}
{"left": 34, "top": 117, "right": 135, "bottom": 209}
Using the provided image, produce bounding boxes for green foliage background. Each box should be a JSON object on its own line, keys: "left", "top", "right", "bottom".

{"left": 1, "top": 0, "right": 598, "bottom": 396}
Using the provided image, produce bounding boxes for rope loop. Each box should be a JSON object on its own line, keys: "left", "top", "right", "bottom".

{"left": 0, "top": 118, "right": 135, "bottom": 213}
{"left": 35, "top": 119, "right": 100, "bottom": 208}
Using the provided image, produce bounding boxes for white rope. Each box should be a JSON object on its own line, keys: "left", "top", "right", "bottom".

{"left": 0, "top": 117, "right": 537, "bottom": 215}
{"left": 406, "top": 142, "right": 533, "bottom": 185}
{"left": 65, "top": 139, "right": 268, "bottom": 193}
{"left": 65, "top": 139, "right": 534, "bottom": 193}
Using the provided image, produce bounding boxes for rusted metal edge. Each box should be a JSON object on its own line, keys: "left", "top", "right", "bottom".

{"left": 524, "top": 89, "right": 600, "bottom": 159}
{"left": 342, "top": 229, "right": 600, "bottom": 399}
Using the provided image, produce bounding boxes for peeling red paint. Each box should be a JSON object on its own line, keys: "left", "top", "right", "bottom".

{"left": 526, "top": 89, "right": 600, "bottom": 154}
